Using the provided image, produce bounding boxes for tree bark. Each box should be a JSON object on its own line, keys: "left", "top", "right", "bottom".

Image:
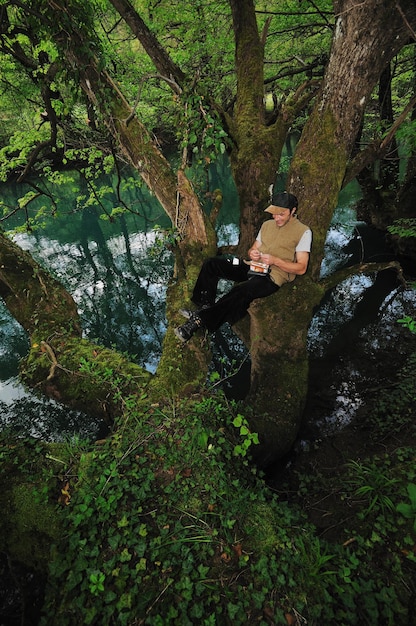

{"left": 0, "top": 230, "right": 155, "bottom": 418}
{"left": 244, "top": 0, "right": 416, "bottom": 465}
{"left": 0, "top": 232, "right": 81, "bottom": 339}
{"left": 108, "top": 0, "right": 185, "bottom": 90}
{"left": 227, "top": 0, "right": 318, "bottom": 253}
{"left": 289, "top": 0, "right": 416, "bottom": 271}
{"left": 43, "top": 0, "right": 219, "bottom": 395}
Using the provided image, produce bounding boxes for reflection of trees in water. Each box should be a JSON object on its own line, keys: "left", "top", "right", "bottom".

{"left": 8, "top": 171, "right": 172, "bottom": 374}
{"left": 304, "top": 271, "right": 416, "bottom": 440}
{"left": 23, "top": 205, "right": 173, "bottom": 373}
{"left": 71, "top": 230, "right": 172, "bottom": 370}
{"left": 309, "top": 221, "right": 402, "bottom": 358}
{"left": 74, "top": 208, "right": 172, "bottom": 370}
{"left": 308, "top": 270, "right": 403, "bottom": 358}
{"left": 0, "top": 398, "right": 105, "bottom": 441}
{"left": 0, "top": 311, "right": 29, "bottom": 379}
{"left": 322, "top": 269, "right": 401, "bottom": 357}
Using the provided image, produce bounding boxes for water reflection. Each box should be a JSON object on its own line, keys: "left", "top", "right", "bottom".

{"left": 0, "top": 292, "right": 107, "bottom": 441}
{"left": 0, "top": 172, "right": 175, "bottom": 440}
{"left": 0, "top": 159, "right": 244, "bottom": 439}
{"left": 305, "top": 283, "right": 414, "bottom": 439}
{"left": 0, "top": 388, "right": 104, "bottom": 441}
{"left": 14, "top": 226, "right": 173, "bottom": 372}
{"left": 307, "top": 271, "right": 415, "bottom": 437}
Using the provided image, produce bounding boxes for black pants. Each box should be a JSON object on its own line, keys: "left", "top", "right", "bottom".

{"left": 191, "top": 256, "right": 279, "bottom": 332}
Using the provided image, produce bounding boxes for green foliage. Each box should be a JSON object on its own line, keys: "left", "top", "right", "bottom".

{"left": 174, "top": 90, "right": 229, "bottom": 165}
{"left": 286, "top": 440, "right": 416, "bottom": 624}
{"left": 346, "top": 458, "right": 398, "bottom": 517}
{"left": 88, "top": 570, "right": 106, "bottom": 596}
{"left": 24, "top": 384, "right": 413, "bottom": 625}
{"left": 3, "top": 383, "right": 416, "bottom": 624}
{"left": 364, "top": 352, "right": 416, "bottom": 439}
{"left": 39, "top": 396, "right": 283, "bottom": 624}
{"left": 398, "top": 315, "right": 416, "bottom": 334}
{"left": 0, "top": 0, "right": 336, "bottom": 191}
{"left": 231, "top": 413, "right": 259, "bottom": 457}
{"left": 397, "top": 483, "right": 416, "bottom": 532}
{"left": 388, "top": 218, "right": 416, "bottom": 239}
{"left": 148, "top": 225, "right": 181, "bottom": 256}
{"left": 395, "top": 118, "right": 416, "bottom": 156}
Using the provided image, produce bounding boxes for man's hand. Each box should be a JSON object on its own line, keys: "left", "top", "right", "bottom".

{"left": 258, "top": 253, "right": 273, "bottom": 265}
{"left": 249, "top": 247, "right": 261, "bottom": 261}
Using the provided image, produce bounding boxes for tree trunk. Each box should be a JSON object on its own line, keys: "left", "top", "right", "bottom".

{"left": 0, "top": 232, "right": 81, "bottom": 339}
{"left": 0, "top": 232, "right": 141, "bottom": 417}
{"left": 354, "top": 65, "right": 401, "bottom": 227}
{"left": 108, "top": 0, "right": 185, "bottom": 89}
{"left": 243, "top": 278, "right": 324, "bottom": 466}
{"left": 227, "top": 0, "right": 315, "bottom": 254}
{"left": 244, "top": 0, "right": 416, "bottom": 465}
{"left": 44, "top": 0, "right": 218, "bottom": 395}
{"left": 289, "top": 0, "right": 416, "bottom": 269}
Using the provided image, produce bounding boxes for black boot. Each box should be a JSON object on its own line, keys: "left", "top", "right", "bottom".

{"left": 174, "top": 315, "right": 204, "bottom": 343}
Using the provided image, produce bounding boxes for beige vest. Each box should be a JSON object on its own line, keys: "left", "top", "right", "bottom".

{"left": 258, "top": 217, "right": 310, "bottom": 286}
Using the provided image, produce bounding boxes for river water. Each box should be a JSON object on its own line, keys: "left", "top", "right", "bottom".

{"left": 0, "top": 169, "right": 415, "bottom": 442}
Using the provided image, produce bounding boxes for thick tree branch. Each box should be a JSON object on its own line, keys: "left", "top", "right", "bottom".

{"left": 0, "top": 231, "right": 81, "bottom": 337}
{"left": 343, "top": 94, "right": 416, "bottom": 187}
{"left": 320, "top": 260, "right": 404, "bottom": 292}
{"left": 107, "top": 0, "right": 186, "bottom": 90}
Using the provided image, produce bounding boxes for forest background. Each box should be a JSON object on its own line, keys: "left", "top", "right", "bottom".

{"left": 1, "top": 0, "right": 416, "bottom": 624}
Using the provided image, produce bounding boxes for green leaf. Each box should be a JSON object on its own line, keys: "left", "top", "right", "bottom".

{"left": 407, "top": 483, "right": 416, "bottom": 506}
{"left": 397, "top": 502, "right": 413, "bottom": 518}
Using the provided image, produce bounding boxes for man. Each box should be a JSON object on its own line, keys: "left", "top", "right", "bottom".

{"left": 174, "top": 191, "right": 312, "bottom": 343}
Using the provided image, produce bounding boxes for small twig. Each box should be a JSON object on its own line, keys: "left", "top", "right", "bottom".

{"left": 210, "top": 351, "right": 251, "bottom": 389}
{"left": 145, "top": 578, "right": 174, "bottom": 617}
{"left": 41, "top": 341, "right": 58, "bottom": 380}
{"left": 124, "top": 73, "right": 182, "bottom": 126}
{"left": 36, "top": 270, "right": 48, "bottom": 296}
{"left": 396, "top": 2, "right": 416, "bottom": 40}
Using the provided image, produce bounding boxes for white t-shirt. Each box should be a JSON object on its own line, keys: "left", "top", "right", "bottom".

{"left": 295, "top": 229, "right": 312, "bottom": 252}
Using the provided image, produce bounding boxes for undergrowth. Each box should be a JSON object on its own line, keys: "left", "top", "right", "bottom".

{"left": 365, "top": 352, "right": 416, "bottom": 439}
{"left": 38, "top": 396, "right": 313, "bottom": 625}
{"left": 2, "top": 387, "right": 415, "bottom": 625}
{"left": 2, "top": 343, "right": 416, "bottom": 624}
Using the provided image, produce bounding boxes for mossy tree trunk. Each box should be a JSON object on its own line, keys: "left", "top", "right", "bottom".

{"left": 289, "top": 0, "right": 416, "bottom": 275}
{"left": 0, "top": 231, "right": 155, "bottom": 418}
{"left": 226, "top": 0, "right": 319, "bottom": 253}
{"left": 44, "top": 0, "right": 218, "bottom": 396}
{"left": 241, "top": 0, "right": 416, "bottom": 465}
{"left": 0, "top": 234, "right": 80, "bottom": 340}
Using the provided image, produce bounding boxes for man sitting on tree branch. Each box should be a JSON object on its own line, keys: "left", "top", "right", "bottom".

{"left": 175, "top": 191, "right": 312, "bottom": 343}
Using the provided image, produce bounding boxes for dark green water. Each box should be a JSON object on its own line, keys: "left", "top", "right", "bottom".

{"left": 0, "top": 162, "right": 241, "bottom": 440}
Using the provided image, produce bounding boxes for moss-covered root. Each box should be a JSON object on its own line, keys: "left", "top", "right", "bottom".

{"left": 21, "top": 336, "right": 152, "bottom": 421}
